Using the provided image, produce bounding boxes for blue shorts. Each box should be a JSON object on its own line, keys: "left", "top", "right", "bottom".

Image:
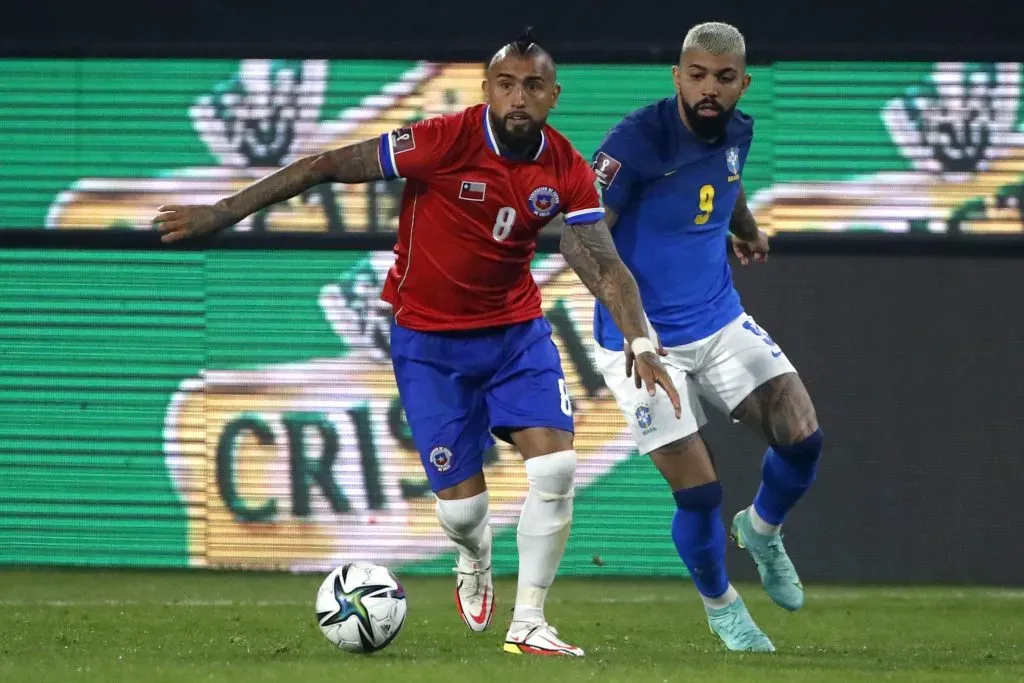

{"left": 390, "top": 317, "right": 574, "bottom": 493}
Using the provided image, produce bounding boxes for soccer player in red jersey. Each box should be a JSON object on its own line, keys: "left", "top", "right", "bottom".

{"left": 154, "top": 29, "right": 681, "bottom": 656}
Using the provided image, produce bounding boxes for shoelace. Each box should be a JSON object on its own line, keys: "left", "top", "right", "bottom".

{"left": 452, "top": 564, "right": 489, "bottom": 597}
{"left": 517, "top": 621, "right": 560, "bottom": 641}
{"left": 760, "top": 534, "right": 796, "bottom": 578}
{"left": 716, "top": 608, "right": 766, "bottom": 647}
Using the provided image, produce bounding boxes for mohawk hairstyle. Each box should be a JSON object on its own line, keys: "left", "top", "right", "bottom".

{"left": 512, "top": 26, "right": 537, "bottom": 55}
{"left": 487, "top": 26, "right": 556, "bottom": 76}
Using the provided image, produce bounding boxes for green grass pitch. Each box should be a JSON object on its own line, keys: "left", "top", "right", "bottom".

{"left": 1, "top": 569, "right": 1021, "bottom": 682}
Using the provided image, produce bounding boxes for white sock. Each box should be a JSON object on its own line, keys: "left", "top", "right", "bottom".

{"left": 749, "top": 505, "right": 782, "bottom": 536}
{"left": 436, "top": 491, "right": 492, "bottom": 568}
{"left": 701, "top": 584, "right": 739, "bottom": 610}
{"left": 513, "top": 450, "right": 576, "bottom": 624}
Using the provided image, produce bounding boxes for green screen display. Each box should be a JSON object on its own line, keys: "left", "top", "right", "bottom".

{"left": 0, "top": 249, "right": 688, "bottom": 574}
{"left": 1, "top": 59, "right": 1021, "bottom": 236}
{"left": 2, "top": 57, "right": 1023, "bottom": 574}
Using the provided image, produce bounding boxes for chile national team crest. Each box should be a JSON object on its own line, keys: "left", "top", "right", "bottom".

{"left": 726, "top": 147, "right": 741, "bottom": 182}
{"left": 528, "top": 186, "right": 561, "bottom": 218}
{"left": 429, "top": 446, "right": 453, "bottom": 472}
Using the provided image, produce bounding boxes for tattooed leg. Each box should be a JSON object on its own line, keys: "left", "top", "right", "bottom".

{"left": 731, "top": 372, "right": 823, "bottom": 529}
{"left": 729, "top": 373, "right": 820, "bottom": 611}
{"left": 731, "top": 372, "right": 818, "bottom": 447}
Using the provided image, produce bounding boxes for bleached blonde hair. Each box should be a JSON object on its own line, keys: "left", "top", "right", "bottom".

{"left": 682, "top": 22, "right": 746, "bottom": 58}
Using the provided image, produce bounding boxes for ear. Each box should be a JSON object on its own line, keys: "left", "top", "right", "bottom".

{"left": 671, "top": 65, "right": 682, "bottom": 94}
{"left": 551, "top": 81, "right": 562, "bottom": 108}
{"left": 481, "top": 79, "right": 491, "bottom": 104}
{"left": 741, "top": 72, "right": 752, "bottom": 97}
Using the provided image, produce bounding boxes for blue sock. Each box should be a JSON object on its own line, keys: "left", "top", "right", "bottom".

{"left": 753, "top": 428, "right": 824, "bottom": 526}
{"left": 671, "top": 481, "right": 729, "bottom": 599}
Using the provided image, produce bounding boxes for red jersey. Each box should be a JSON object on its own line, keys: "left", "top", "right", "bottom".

{"left": 376, "top": 104, "right": 604, "bottom": 332}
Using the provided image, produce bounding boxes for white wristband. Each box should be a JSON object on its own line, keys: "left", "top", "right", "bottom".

{"left": 630, "top": 337, "right": 657, "bottom": 356}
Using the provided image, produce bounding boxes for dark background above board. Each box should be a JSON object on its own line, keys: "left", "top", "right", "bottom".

{"left": 3, "top": 0, "right": 1020, "bottom": 62}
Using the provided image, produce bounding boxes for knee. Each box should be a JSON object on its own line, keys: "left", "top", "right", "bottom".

{"left": 799, "top": 426, "right": 823, "bottom": 457}
{"left": 519, "top": 451, "right": 576, "bottom": 535}
{"left": 774, "top": 404, "right": 820, "bottom": 446}
{"left": 438, "top": 511, "right": 483, "bottom": 538}
{"left": 525, "top": 450, "right": 577, "bottom": 499}
{"left": 773, "top": 427, "right": 823, "bottom": 465}
{"left": 790, "top": 414, "right": 820, "bottom": 445}
{"left": 435, "top": 491, "right": 489, "bottom": 537}
{"left": 672, "top": 480, "right": 723, "bottom": 511}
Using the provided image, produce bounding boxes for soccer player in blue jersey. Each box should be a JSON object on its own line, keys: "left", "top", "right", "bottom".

{"left": 589, "top": 22, "right": 824, "bottom": 652}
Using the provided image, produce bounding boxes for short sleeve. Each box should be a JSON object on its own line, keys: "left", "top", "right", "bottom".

{"left": 591, "top": 127, "right": 643, "bottom": 214}
{"left": 377, "top": 115, "right": 455, "bottom": 182}
{"left": 561, "top": 153, "right": 606, "bottom": 226}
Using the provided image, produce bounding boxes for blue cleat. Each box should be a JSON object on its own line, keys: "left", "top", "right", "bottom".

{"left": 731, "top": 508, "right": 805, "bottom": 611}
{"left": 706, "top": 596, "right": 775, "bottom": 652}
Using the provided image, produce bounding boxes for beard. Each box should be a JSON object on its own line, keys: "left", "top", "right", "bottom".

{"left": 680, "top": 96, "right": 734, "bottom": 141}
{"left": 489, "top": 109, "right": 543, "bottom": 157}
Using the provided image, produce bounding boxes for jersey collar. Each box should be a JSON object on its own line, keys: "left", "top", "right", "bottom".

{"left": 483, "top": 105, "right": 547, "bottom": 161}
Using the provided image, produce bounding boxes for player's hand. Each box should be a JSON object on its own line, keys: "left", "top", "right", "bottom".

{"left": 731, "top": 230, "right": 770, "bottom": 265}
{"left": 624, "top": 341, "right": 681, "bottom": 419}
{"left": 152, "top": 204, "right": 235, "bottom": 243}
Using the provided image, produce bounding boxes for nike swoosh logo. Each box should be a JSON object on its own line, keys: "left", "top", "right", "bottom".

{"left": 536, "top": 635, "right": 569, "bottom": 651}
{"left": 664, "top": 170, "right": 676, "bottom": 176}
{"left": 469, "top": 589, "right": 491, "bottom": 625}
{"left": 771, "top": 350, "right": 783, "bottom": 358}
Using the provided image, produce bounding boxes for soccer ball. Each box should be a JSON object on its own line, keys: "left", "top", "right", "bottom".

{"left": 315, "top": 562, "right": 408, "bottom": 653}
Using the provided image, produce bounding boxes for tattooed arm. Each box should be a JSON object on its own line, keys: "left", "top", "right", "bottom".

{"left": 560, "top": 208, "right": 650, "bottom": 345}
{"left": 153, "top": 138, "right": 383, "bottom": 243}
{"left": 561, "top": 208, "right": 681, "bottom": 414}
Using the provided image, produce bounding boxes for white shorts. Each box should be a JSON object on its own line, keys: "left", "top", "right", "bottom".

{"left": 594, "top": 313, "right": 797, "bottom": 454}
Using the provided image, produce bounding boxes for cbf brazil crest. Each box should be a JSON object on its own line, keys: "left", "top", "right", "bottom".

{"left": 528, "top": 186, "right": 561, "bottom": 218}
{"left": 634, "top": 404, "right": 656, "bottom": 436}
{"left": 726, "top": 147, "right": 741, "bottom": 182}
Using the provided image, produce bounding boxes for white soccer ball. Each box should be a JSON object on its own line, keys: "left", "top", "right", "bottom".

{"left": 315, "top": 562, "right": 408, "bottom": 653}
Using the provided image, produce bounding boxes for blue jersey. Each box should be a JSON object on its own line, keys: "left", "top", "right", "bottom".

{"left": 591, "top": 96, "right": 754, "bottom": 350}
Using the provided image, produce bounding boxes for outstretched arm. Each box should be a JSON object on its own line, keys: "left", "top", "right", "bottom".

{"left": 153, "top": 138, "right": 383, "bottom": 242}
{"left": 560, "top": 208, "right": 681, "bottom": 415}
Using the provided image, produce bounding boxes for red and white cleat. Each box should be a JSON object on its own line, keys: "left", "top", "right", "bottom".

{"left": 503, "top": 621, "right": 585, "bottom": 657}
{"left": 453, "top": 556, "right": 495, "bottom": 632}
